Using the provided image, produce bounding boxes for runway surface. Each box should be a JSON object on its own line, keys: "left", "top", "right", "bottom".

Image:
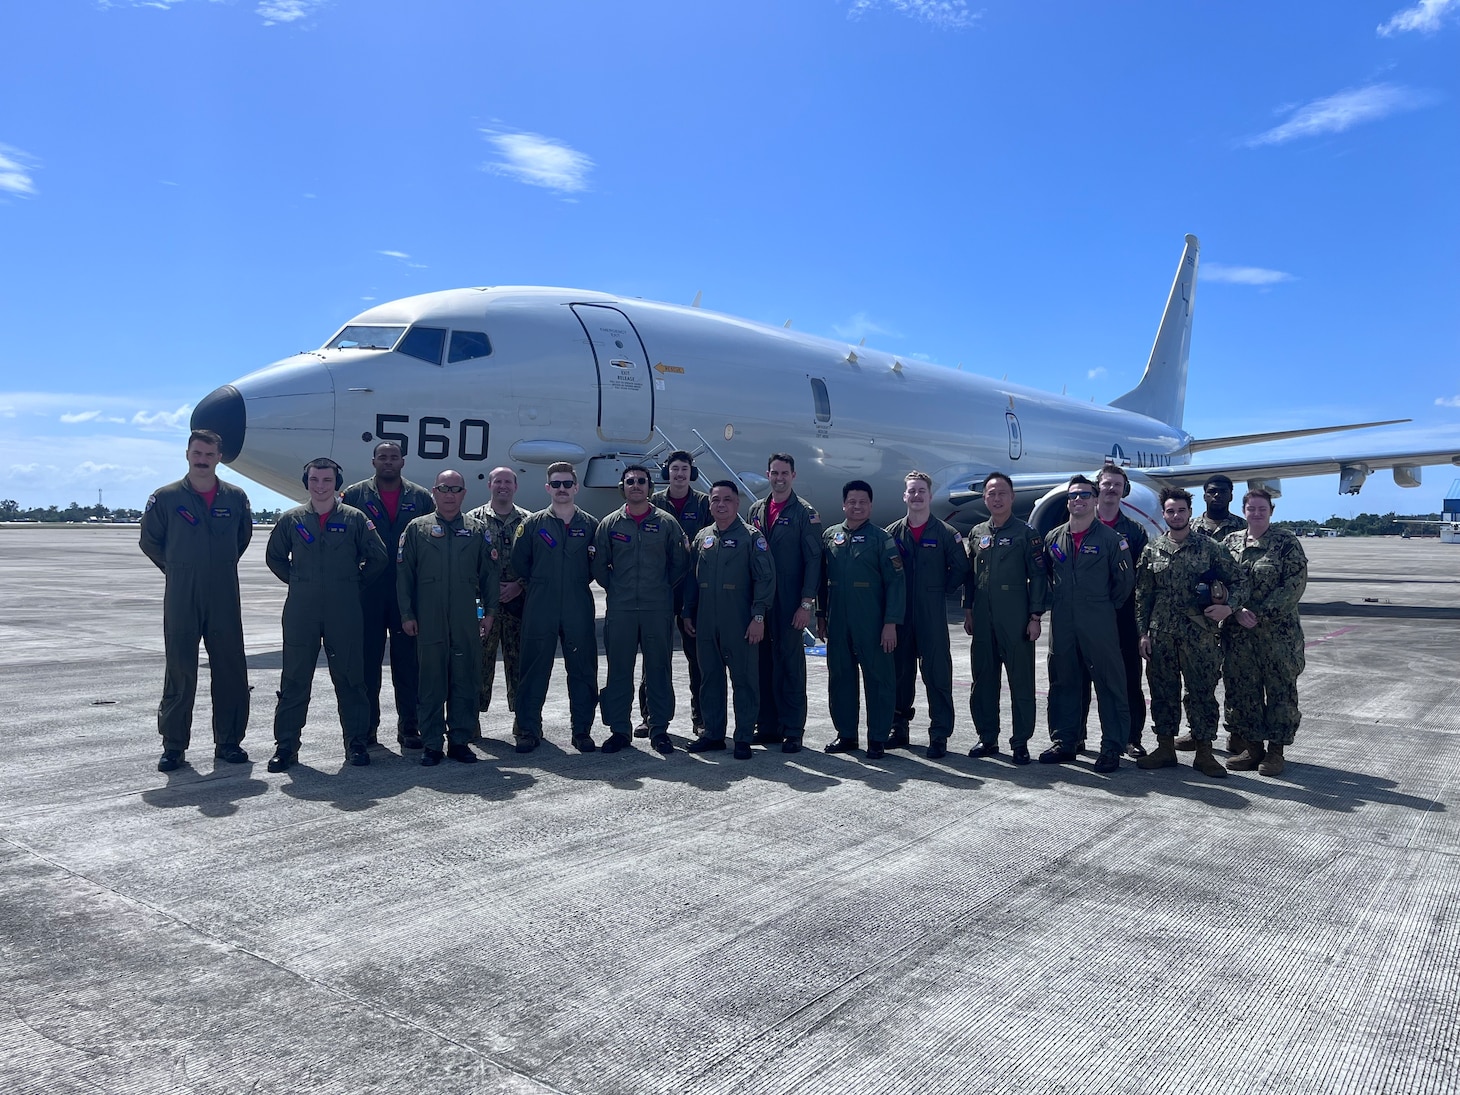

{"left": 2, "top": 528, "right": 1457, "bottom": 1095}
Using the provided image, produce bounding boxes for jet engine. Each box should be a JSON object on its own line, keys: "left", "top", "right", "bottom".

{"left": 1027, "top": 479, "right": 1165, "bottom": 542}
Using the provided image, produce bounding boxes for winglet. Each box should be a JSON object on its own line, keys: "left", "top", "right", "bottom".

{"left": 691, "top": 290, "right": 702, "bottom": 308}
{"left": 1110, "top": 234, "right": 1200, "bottom": 430}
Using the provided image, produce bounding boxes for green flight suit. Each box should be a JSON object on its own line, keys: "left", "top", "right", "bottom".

{"left": 1080, "top": 512, "right": 1149, "bottom": 749}
{"left": 1136, "top": 532, "right": 1246, "bottom": 742}
{"left": 342, "top": 476, "right": 434, "bottom": 737}
{"left": 749, "top": 490, "right": 822, "bottom": 742}
{"left": 819, "top": 521, "right": 906, "bottom": 746}
{"left": 965, "top": 518, "right": 1050, "bottom": 748}
{"left": 887, "top": 515, "right": 970, "bottom": 744}
{"left": 468, "top": 502, "right": 531, "bottom": 717}
{"left": 642, "top": 487, "right": 711, "bottom": 727}
{"left": 682, "top": 516, "right": 775, "bottom": 744}
{"left": 139, "top": 478, "right": 254, "bottom": 754}
{"left": 1220, "top": 526, "right": 1308, "bottom": 746}
{"left": 396, "top": 512, "right": 501, "bottom": 752}
{"left": 266, "top": 503, "right": 388, "bottom": 754}
{"left": 1045, "top": 520, "right": 1134, "bottom": 754}
{"left": 593, "top": 504, "right": 689, "bottom": 739}
{"left": 511, "top": 506, "right": 600, "bottom": 746}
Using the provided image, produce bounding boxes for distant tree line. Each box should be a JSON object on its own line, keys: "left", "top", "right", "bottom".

{"left": 0, "top": 500, "right": 283, "bottom": 523}
{"left": 1275, "top": 513, "right": 1442, "bottom": 537}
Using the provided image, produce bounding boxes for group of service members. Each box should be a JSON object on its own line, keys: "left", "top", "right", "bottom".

{"left": 140, "top": 431, "right": 1308, "bottom": 778}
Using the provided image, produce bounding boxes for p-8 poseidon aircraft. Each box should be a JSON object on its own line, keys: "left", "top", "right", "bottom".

{"left": 192, "top": 235, "right": 1459, "bottom": 533}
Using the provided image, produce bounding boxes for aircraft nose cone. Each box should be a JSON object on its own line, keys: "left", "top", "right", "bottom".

{"left": 192, "top": 384, "right": 246, "bottom": 462}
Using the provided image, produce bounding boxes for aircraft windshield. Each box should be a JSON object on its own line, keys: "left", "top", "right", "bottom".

{"left": 326, "top": 325, "right": 405, "bottom": 351}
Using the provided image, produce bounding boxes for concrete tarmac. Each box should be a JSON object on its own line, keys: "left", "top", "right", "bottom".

{"left": 2, "top": 527, "right": 1457, "bottom": 1095}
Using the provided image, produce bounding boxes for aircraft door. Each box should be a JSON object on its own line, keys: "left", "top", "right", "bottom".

{"left": 571, "top": 304, "right": 653, "bottom": 444}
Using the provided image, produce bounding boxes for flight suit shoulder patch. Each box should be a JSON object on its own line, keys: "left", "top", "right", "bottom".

{"left": 145, "top": 494, "right": 157, "bottom": 513}
{"left": 833, "top": 531, "right": 846, "bottom": 545}
{"left": 431, "top": 524, "right": 445, "bottom": 538}
{"left": 979, "top": 535, "right": 992, "bottom": 549}
{"left": 701, "top": 533, "right": 715, "bottom": 549}
{"left": 755, "top": 536, "right": 767, "bottom": 551}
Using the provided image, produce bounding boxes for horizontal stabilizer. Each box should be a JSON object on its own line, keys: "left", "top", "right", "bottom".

{"left": 1187, "top": 419, "right": 1410, "bottom": 453}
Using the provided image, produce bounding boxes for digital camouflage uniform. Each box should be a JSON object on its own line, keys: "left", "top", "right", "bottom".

{"left": 1196, "top": 512, "right": 1247, "bottom": 540}
{"left": 511, "top": 506, "right": 600, "bottom": 747}
{"left": 1044, "top": 520, "right": 1134, "bottom": 755}
{"left": 139, "top": 478, "right": 254, "bottom": 754}
{"left": 467, "top": 502, "right": 531, "bottom": 717}
{"left": 593, "top": 504, "right": 689, "bottom": 741}
{"left": 682, "top": 516, "right": 775, "bottom": 745}
{"left": 396, "top": 512, "right": 501, "bottom": 752}
{"left": 1221, "top": 526, "right": 1308, "bottom": 746}
{"left": 749, "top": 490, "right": 822, "bottom": 743}
{"left": 643, "top": 486, "right": 711, "bottom": 728}
{"left": 266, "top": 503, "right": 389, "bottom": 754}
{"left": 1081, "top": 511, "right": 1149, "bottom": 749}
{"left": 1136, "top": 532, "right": 1246, "bottom": 743}
{"left": 886, "top": 515, "right": 970, "bottom": 746}
{"left": 341, "top": 476, "right": 434, "bottom": 739}
{"left": 819, "top": 521, "right": 906, "bottom": 746}
{"left": 964, "top": 518, "right": 1049, "bottom": 749}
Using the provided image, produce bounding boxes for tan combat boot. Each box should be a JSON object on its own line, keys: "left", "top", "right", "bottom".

{"left": 1193, "top": 741, "right": 1228, "bottom": 778}
{"left": 1138, "top": 734, "right": 1179, "bottom": 769}
{"left": 1174, "top": 733, "right": 1197, "bottom": 751}
{"left": 1257, "top": 743, "right": 1286, "bottom": 776}
{"left": 1226, "top": 733, "right": 1245, "bottom": 753}
{"left": 1227, "top": 738, "right": 1266, "bottom": 771}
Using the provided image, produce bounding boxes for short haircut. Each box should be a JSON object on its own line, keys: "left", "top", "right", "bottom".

{"left": 767, "top": 452, "right": 795, "bottom": 472}
{"left": 372, "top": 440, "right": 402, "bottom": 457}
{"left": 982, "top": 471, "right": 1014, "bottom": 494}
{"left": 488, "top": 465, "right": 518, "bottom": 484}
{"left": 1242, "top": 487, "right": 1275, "bottom": 510}
{"left": 709, "top": 479, "right": 739, "bottom": 496}
{"left": 1159, "top": 486, "right": 1193, "bottom": 510}
{"left": 665, "top": 450, "right": 694, "bottom": 468}
{"left": 188, "top": 428, "right": 222, "bottom": 451}
{"left": 305, "top": 457, "right": 339, "bottom": 473}
{"left": 621, "top": 463, "right": 652, "bottom": 483}
{"left": 843, "top": 479, "right": 874, "bottom": 501}
{"left": 905, "top": 470, "right": 932, "bottom": 489}
{"left": 1067, "top": 474, "right": 1096, "bottom": 491}
{"left": 1097, "top": 463, "right": 1130, "bottom": 490}
{"left": 546, "top": 461, "right": 577, "bottom": 482}
{"left": 1205, "top": 474, "right": 1234, "bottom": 490}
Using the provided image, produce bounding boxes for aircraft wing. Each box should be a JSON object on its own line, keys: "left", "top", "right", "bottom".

{"left": 1139, "top": 446, "right": 1460, "bottom": 493}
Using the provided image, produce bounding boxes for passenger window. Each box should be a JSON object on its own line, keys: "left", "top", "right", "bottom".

{"left": 448, "top": 330, "right": 492, "bottom": 364}
{"left": 810, "top": 377, "right": 831, "bottom": 424}
{"left": 397, "top": 326, "right": 446, "bottom": 365}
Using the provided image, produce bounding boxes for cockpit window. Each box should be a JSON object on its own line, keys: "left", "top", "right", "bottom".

{"left": 448, "top": 330, "right": 492, "bottom": 363}
{"left": 326, "top": 325, "right": 404, "bottom": 351}
{"left": 397, "top": 326, "right": 446, "bottom": 365}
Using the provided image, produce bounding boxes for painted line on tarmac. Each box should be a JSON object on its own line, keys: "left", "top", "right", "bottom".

{"left": 1306, "top": 625, "right": 1359, "bottom": 648}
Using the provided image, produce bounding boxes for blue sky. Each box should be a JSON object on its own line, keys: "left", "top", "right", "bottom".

{"left": 2, "top": 0, "right": 1457, "bottom": 519}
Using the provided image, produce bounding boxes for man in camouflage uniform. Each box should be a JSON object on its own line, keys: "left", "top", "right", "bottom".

{"left": 886, "top": 471, "right": 970, "bottom": 758}
{"left": 342, "top": 441, "right": 434, "bottom": 750}
{"left": 397, "top": 470, "right": 500, "bottom": 766}
{"left": 1196, "top": 474, "right": 1246, "bottom": 540}
{"left": 1134, "top": 487, "right": 1246, "bottom": 778}
{"left": 748, "top": 452, "right": 822, "bottom": 753}
{"left": 818, "top": 480, "right": 906, "bottom": 760}
{"left": 963, "top": 471, "right": 1049, "bottom": 765}
{"left": 682, "top": 481, "right": 775, "bottom": 760}
{"left": 467, "top": 466, "right": 531, "bottom": 727}
{"left": 265, "top": 458, "right": 389, "bottom": 772}
{"left": 1222, "top": 488, "right": 1308, "bottom": 776}
{"left": 594, "top": 464, "right": 690, "bottom": 755}
{"left": 140, "top": 428, "right": 254, "bottom": 772}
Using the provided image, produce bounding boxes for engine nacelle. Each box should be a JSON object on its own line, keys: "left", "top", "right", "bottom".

{"left": 1339, "top": 463, "right": 1370, "bottom": 495}
{"left": 1028, "top": 479, "right": 1165, "bottom": 542}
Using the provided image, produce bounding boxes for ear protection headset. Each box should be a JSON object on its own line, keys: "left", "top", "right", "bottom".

{"left": 658, "top": 461, "right": 700, "bottom": 483}
{"left": 302, "top": 459, "right": 344, "bottom": 491}
{"left": 1100, "top": 464, "right": 1131, "bottom": 498}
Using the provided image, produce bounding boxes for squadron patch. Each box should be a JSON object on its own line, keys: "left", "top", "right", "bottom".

{"left": 702, "top": 533, "right": 716, "bottom": 550}
{"left": 979, "top": 535, "right": 992, "bottom": 549}
{"left": 430, "top": 524, "right": 445, "bottom": 538}
{"left": 755, "top": 537, "right": 767, "bottom": 551}
{"left": 145, "top": 494, "right": 157, "bottom": 513}
{"left": 833, "top": 531, "right": 846, "bottom": 545}
{"left": 891, "top": 555, "right": 904, "bottom": 571}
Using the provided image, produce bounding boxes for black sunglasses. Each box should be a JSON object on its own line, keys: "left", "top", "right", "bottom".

{"left": 434, "top": 484, "right": 465, "bottom": 494}
{"left": 622, "top": 477, "right": 650, "bottom": 486}
{"left": 1067, "top": 490, "right": 1094, "bottom": 499}
{"left": 548, "top": 479, "right": 576, "bottom": 490}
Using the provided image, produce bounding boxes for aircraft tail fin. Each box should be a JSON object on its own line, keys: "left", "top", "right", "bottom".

{"left": 1109, "top": 234, "right": 1200, "bottom": 430}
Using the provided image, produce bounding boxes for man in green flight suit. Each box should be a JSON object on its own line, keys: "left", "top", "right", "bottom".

{"left": 510, "top": 462, "right": 600, "bottom": 754}
{"left": 397, "top": 469, "right": 500, "bottom": 766}
{"left": 963, "top": 471, "right": 1050, "bottom": 765}
{"left": 594, "top": 464, "right": 690, "bottom": 755}
{"left": 341, "top": 440, "right": 434, "bottom": 750}
{"left": 682, "top": 481, "right": 775, "bottom": 760}
{"left": 265, "top": 458, "right": 388, "bottom": 772}
{"left": 1134, "top": 487, "right": 1246, "bottom": 778}
{"left": 140, "top": 428, "right": 254, "bottom": 772}
{"left": 748, "top": 452, "right": 822, "bottom": 753}
{"left": 886, "top": 471, "right": 970, "bottom": 759}
{"left": 818, "top": 479, "right": 906, "bottom": 760}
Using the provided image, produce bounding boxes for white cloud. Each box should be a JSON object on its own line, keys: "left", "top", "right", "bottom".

{"left": 1378, "top": 0, "right": 1458, "bottom": 35}
{"left": 1088, "top": 367, "right": 1108, "bottom": 380}
{"left": 1243, "top": 83, "right": 1437, "bottom": 147}
{"left": 378, "top": 250, "right": 410, "bottom": 259}
{"left": 257, "top": 0, "right": 324, "bottom": 24}
{"left": 132, "top": 405, "right": 193, "bottom": 431}
{"left": 0, "top": 143, "right": 39, "bottom": 197}
{"left": 482, "top": 129, "right": 593, "bottom": 194}
{"left": 831, "top": 311, "right": 901, "bottom": 340}
{"left": 845, "top": 0, "right": 980, "bottom": 28}
{"left": 1436, "top": 395, "right": 1460, "bottom": 408}
{"left": 1202, "top": 263, "right": 1297, "bottom": 286}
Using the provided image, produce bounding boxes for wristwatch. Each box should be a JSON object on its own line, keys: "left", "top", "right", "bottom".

{"left": 800, "top": 599, "right": 815, "bottom": 611}
{"left": 752, "top": 614, "right": 765, "bottom": 623}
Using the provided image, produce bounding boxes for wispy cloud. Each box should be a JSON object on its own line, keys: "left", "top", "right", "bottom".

{"left": 3, "top": 392, "right": 194, "bottom": 432}
{"left": 1243, "top": 83, "right": 1438, "bottom": 147}
{"left": 1378, "top": 0, "right": 1457, "bottom": 35}
{"left": 1088, "top": 367, "right": 1108, "bottom": 380}
{"left": 1436, "top": 395, "right": 1460, "bottom": 408}
{"left": 132, "top": 405, "right": 192, "bottom": 431}
{"left": 378, "top": 250, "right": 410, "bottom": 259}
{"left": 481, "top": 129, "right": 593, "bottom": 195}
{"left": 1202, "top": 263, "right": 1297, "bottom": 286}
{"left": 831, "top": 312, "right": 901, "bottom": 341}
{"left": 845, "top": 0, "right": 981, "bottom": 28}
{"left": 256, "top": 0, "right": 326, "bottom": 24}
{"left": 0, "top": 143, "right": 39, "bottom": 197}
